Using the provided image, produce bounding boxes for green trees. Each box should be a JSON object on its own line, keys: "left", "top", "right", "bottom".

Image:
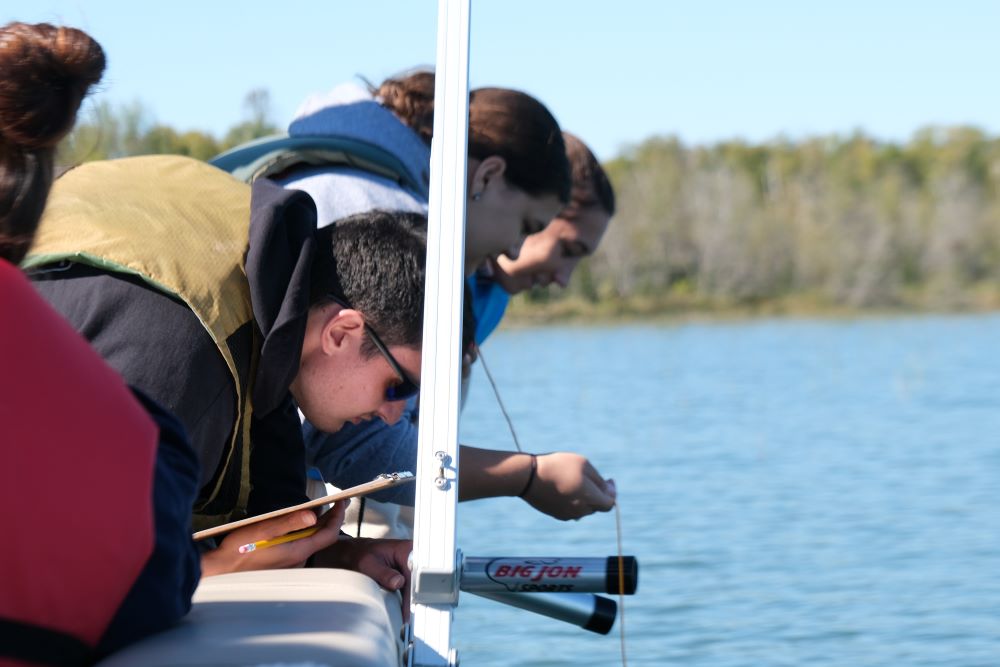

{"left": 557, "top": 127, "right": 1000, "bottom": 316}
{"left": 57, "top": 89, "right": 277, "bottom": 166}
{"left": 220, "top": 88, "right": 278, "bottom": 149}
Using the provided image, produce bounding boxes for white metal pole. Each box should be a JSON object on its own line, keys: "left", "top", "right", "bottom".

{"left": 409, "top": 0, "right": 470, "bottom": 664}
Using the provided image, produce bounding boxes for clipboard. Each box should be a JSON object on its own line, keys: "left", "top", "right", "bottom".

{"left": 192, "top": 471, "right": 415, "bottom": 541}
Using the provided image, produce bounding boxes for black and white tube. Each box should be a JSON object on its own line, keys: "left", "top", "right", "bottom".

{"left": 459, "top": 556, "right": 638, "bottom": 595}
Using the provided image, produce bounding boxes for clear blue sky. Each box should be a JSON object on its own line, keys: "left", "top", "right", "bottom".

{"left": 4, "top": 1, "right": 1000, "bottom": 160}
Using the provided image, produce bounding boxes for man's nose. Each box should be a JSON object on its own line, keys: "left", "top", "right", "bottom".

{"left": 379, "top": 399, "right": 407, "bottom": 425}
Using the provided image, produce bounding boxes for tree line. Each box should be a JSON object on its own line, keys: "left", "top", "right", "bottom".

{"left": 560, "top": 126, "right": 1000, "bottom": 317}
{"left": 58, "top": 95, "right": 1000, "bottom": 318}
{"left": 59, "top": 89, "right": 277, "bottom": 164}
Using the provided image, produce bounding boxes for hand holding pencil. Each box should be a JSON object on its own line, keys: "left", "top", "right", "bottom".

{"left": 200, "top": 499, "right": 348, "bottom": 577}
{"left": 238, "top": 526, "right": 320, "bottom": 554}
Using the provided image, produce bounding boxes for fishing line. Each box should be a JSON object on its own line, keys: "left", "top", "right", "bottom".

{"left": 475, "top": 343, "right": 523, "bottom": 452}
{"left": 479, "top": 341, "right": 630, "bottom": 665}
{"left": 615, "top": 500, "right": 629, "bottom": 667}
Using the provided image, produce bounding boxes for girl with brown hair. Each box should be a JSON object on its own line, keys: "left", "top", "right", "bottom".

{"left": 0, "top": 21, "right": 104, "bottom": 264}
{"left": 488, "top": 132, "right": 616, "bottom": 306}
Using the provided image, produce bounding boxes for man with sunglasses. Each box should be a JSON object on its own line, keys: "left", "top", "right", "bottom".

{"left": 27, "top": 155, "right": 426, "bottom": 589}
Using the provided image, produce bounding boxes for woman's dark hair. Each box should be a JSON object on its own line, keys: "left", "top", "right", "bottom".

{"left": 375, "top": 72, "right": 571, "bottom": 204}
{"left": 563, "top": 131, "right": 615, "bottom": 219}
{"left": 313, "top": 209, "right": 428, "bottom": 355}
{"left": 467, "top": 87, "right": 570, "bottom": 203}
{"left": 0, "top": 22, "right": 105, "bottom": 265}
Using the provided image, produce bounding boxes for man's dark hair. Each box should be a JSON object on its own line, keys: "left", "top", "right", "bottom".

{"left": 312, "top": 209, "right": 427, "bottom": 356}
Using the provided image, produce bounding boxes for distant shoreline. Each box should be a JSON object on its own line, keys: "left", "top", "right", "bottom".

{"left": 498, "top": 292, "right": 1000, "bottom": 327}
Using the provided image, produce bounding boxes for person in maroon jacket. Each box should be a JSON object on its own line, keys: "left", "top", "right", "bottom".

{"left": 0, "top": 21, "right": 204, "bottom": 664}
{"left": 0, "top": 21, "right": 342, "bottom": 664}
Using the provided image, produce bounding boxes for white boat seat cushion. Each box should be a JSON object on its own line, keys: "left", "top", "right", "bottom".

{"left": 98, "top": 568, "right": 404, "bottom": 666}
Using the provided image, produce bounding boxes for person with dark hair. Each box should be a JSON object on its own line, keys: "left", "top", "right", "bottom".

{"left": 474, "top": 131, "right": 617, "bottom": 338}
{"left": 256, "top": 73, "right": 616, "bottom": 536}
{"left": 0, "top": 21, "right": 200, "bottom": 663}
{"left": 26, "top": 153, "right": 427, "bottom": 594}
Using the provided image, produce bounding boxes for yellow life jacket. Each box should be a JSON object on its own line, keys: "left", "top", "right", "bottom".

{"left": 25, "top": 155, "right": 257, "bottom": 530}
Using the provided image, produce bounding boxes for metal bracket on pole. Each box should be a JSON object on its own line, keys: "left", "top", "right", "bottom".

{"left": 413, "top": 547, "right": 463, "bottom": 606}
{"left": 432, "top": 450, "right": 455, "bottom": 491}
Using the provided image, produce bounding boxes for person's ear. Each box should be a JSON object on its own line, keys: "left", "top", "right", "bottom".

{"left": 469, "top": 155, "right": 507, "bottom": 198}
{"left": 320, "top": 307, "right": 365, "bottom": 356}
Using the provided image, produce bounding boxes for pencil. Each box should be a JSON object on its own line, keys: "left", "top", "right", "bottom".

{"left": 238, "top": 526, "right": 320, "bottom": 554}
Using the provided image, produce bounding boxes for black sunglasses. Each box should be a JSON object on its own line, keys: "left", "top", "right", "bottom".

{"left": 327, "top": 294, "right": 419, "bottom": 402}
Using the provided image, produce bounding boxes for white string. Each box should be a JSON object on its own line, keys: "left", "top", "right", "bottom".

{"left": 615, "top": 501, "right": 629, "bottom": 666}
{"left": 475, "top": 343, "right": 523, "bottom": 452}
{"left": 480, "top": 341, "right": 627, "bottom": 664}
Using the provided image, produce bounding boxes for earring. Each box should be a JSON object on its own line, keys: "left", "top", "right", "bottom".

{"left": 472, "top": 192, "right": 482, "bottom": 201}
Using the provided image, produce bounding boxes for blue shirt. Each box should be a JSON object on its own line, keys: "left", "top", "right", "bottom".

{"left": 469, "top": 274, "right": 510, "bottom": 344}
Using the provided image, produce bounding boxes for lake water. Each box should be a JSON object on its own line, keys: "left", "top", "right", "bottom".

{"left": 452, "top": 314, "right": 1000, "bottom": 666}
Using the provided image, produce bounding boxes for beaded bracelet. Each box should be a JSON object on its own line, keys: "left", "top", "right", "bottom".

{"left": 518, "top": 453, "right": 537, "bottom": 498}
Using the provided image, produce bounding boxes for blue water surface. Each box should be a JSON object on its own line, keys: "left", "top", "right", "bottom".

{"left": 454, "top": 314, "right": 1000, "bottom": 666}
